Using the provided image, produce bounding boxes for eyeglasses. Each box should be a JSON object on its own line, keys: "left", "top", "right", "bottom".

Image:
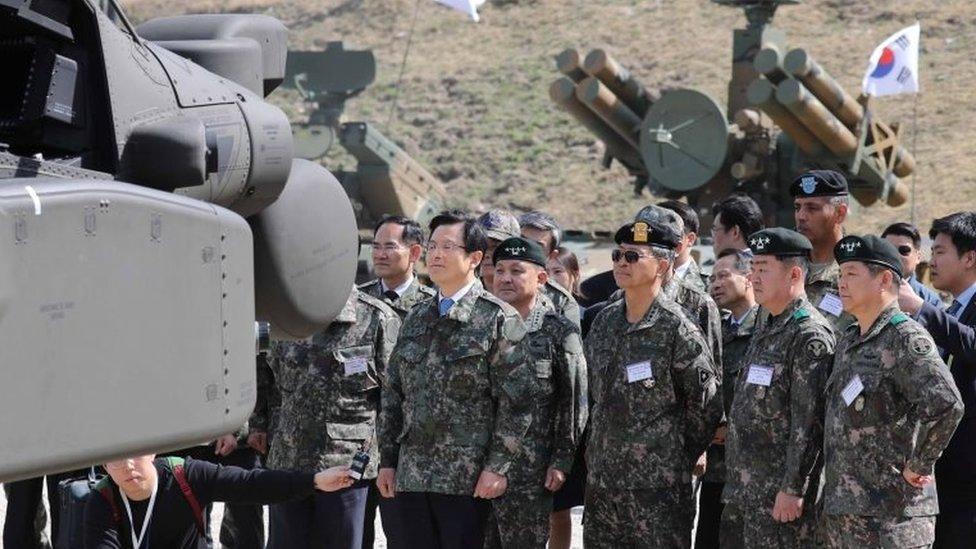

{"left": 897, "top": 245, "right": 913, "bottom": 256}
{"left": 372, "top": 242, "right": 407, "bottom": 253}
{"left": 611, "top": 249, "right": 649, "bottom": 264}
{"left": 426, "top": 241, "right": 465, "bottom": 253}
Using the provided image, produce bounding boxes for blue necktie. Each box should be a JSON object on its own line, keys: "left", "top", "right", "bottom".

{"left": 439, "top": 298, "right": 455, "bottom": 317}
{"left": 947, "top": 300, "right": 962, "bottom": 318}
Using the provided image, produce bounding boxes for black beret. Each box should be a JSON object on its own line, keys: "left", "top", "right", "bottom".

{"left": 634, "top": 205, "right": 684, "bottom": 246}
{"left": 834, "top": 235, "right": 903, "bottom": 276}
{"left": 748, "top": 228, "right": 812, "bottom": 257}
{"left": 492, "top": 237, "right": 548, "bottom": 267}
{"left": 614, "top": 220, "right": 679, "bottom": 249}
{"left": 791, "top": 170, "right": 849, "bottom": 198}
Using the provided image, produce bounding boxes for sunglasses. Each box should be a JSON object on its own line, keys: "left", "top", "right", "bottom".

{"left": 897, "top": 245, "right": 913, "bottom": 256}
{"left": 611, "top": 249, "right": 647, "bottom": 264}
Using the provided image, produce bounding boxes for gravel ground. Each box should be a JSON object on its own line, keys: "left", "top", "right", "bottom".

{"left": 0, "top": 485, "right": 585, "bottom": 548}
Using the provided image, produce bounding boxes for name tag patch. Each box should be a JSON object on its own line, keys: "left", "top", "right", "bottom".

{"left": 344, "top": 357, "right": 369, "bottom": 376}
{"left": 746, "top": 364, "right": 774, "bottom": 387}
{"left": 626, "top": 361, "right": 653, "bottom": 384}
{"left": 841, "top": 375, "right": 864, "bottom": 406}
{"left": 818, "top": 292, "right": 844, "bottom": 317}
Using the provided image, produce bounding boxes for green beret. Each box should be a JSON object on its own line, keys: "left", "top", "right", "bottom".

{"left": 476, "top": 209, "right": 521, "bottom": 241}
{"left": 492, "top": 237, "right": 547, "bottom": 267}
{"left": 614, "top": 220, "right": 679, "bottom": 249}
{"left": 748, "top": 228, "right": 812, "bottom": 257}
{"left": 791, "top": 170, "right": 849, "bottom": 198}
{"left": 834, "top": 235, "right": 903, "bottom": 276}
{"left": 634, "top": 205, "right": 684, "bottom": 246}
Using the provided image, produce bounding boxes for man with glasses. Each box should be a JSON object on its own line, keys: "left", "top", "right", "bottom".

{"left": 377, "top": 210, "right": 533, "bottom": 548}
{"left": 583, "top": 218, "right": 721, "bottom": 548}
{"left": 711, "top": 194, "right": 765, "bottom": 256}
{"left": 357, "top": 215, "right": 435, "bottom": 548}
{"left": 721, "top": 228, "right": 835, "bottom": 548}
{"left": 881, "top": 222, "right": 943, "bottom": 309}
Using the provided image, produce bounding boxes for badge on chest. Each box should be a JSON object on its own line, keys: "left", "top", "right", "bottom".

{"left": 344, "top": 356, "right": 369, "bottom": 376}
{"left": 745, "top": 364, "right": 773, "bottom": 387}
{"left": 818, "top": 292, "right": 844, "bottom": 317}
{"left": 841, "top": 374, "right": 865, "bottom": 410}
{"left": 626, "top": 360, "right": 655, "bottom": 388}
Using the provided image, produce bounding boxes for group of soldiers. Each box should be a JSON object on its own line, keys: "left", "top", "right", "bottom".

{"left": 8, "top": 167, "right": 973, "bottom": 549}
{"left": 241, "top": 167, "right": 974, "bottom": 549}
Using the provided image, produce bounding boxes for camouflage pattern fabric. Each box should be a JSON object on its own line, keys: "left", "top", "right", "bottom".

{"left": 358, "top": 276, "right": 436, "bottom": 320}
{"left": 820, "top": 513, "right": 936, "bottom": 548}
{"left": 542, "top": 279, "right": 582, "bottom": 329}
{"left": 585, "top": 294, "right": 721, "bottom": 490}
{"left": 702, "top": 305, "right": 758, "bottom": 484}
{"left": 805, "top": 259, "right": 855, "bottom": 333}
{"left": 723, "top": 298, "right": 835, "bottom": 517}
{"left": 720, "top": 502, "right": 807, "bottom": 549}
{"left": 488, "top": 295, "right": 588, "bottom": 548}
{"left": 663, "top": 276, "right": 724, "bottom": 375}
{"left": 583, "top": 485, "right": 693, "bottom": 548}
{"left": 253, "top": 288, "right": 400, "bottom": 478}
{"left": 378, "top": 279, "right": 533, "bottom": 495}
{"left": 678, "top": 257, "right": 707, "bottom": 293}
{"left": 823, "top": 304, "right": 963, "bottom": 520}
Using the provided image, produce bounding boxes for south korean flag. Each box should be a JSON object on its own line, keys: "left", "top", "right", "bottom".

{"left": 862, "top": 23, "right": 921, "bottom": 97}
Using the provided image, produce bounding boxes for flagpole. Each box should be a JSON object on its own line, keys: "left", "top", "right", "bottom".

{"left": 386, "top": 0, "right": 423, "bottom": 130}
{"left": 910, "top": 92, "right": 918, "bottom": 226}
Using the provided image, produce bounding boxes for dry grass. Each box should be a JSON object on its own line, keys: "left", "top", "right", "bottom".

{"left": 124, "top": 0, "right": 976, "bottom": 233}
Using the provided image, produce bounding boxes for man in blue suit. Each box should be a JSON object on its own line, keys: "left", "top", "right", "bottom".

{"left": 899, "top": 212, "right": 976, "bottom": 548}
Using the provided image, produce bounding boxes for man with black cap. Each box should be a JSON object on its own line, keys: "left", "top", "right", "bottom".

{"left": 721, "top": 228, "right": 836, "bottom": 548}
{"left": 792, "top": 170, "right": 855, "bottom": 332}
{"left": 485, "top": 237, "right": 588, "bottom": 548}
{"left": 820, "top": 235, "right": 963, "bottom": 548}
{"left": 583, "top": 218, "right": 722, "bottom": 548}
{"left": 519, "top": 210, "right": 583, "bottom": 329}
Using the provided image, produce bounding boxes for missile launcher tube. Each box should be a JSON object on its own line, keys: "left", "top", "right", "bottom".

{"left": 582, "top": 49, "right": 653, "bottom": 117}
{"left": 754, "top": 47, "right": 788, "bottom": 84}
{"left": 746, "top": 79, "right": 823, "bottom": 156}
{"left": 782, "top": 48, "right": 864, "bottom": 128}
{"left": 775, "top": 78, "right": 858, "bottom": 156}
{"left": 549, "top": 77, "right": 642, "bottom": 164}
{"left": 555, "top": 48, "right": 588, "bottom": 83}
{"left": 576, "top": 76, "right": 643, "bottom": 144}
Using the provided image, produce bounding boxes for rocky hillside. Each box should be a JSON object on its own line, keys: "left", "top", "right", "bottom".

{"left": 126, "top": 0, "right": 976, "bottom": 233}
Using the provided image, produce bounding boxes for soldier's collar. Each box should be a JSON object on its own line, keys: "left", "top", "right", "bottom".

{"left": 626, "top": 296, "right": 665, "bottom": 333}
{"left": 334, "top": 289, "right": 359, "bottom": 323}
{"left": 765, "top": 297, "right": 807, "bottom": 331}
{"left": 735, "top": 305, "right": 760, "bottom": 335}
{"left": 524, "top": 294, "right": 555, "bottom": 332}
{"left": 805, "top": 259, "right": 839, "bottom": 285}
{"left": 853, "top": 302, "right": 903, "bottom": 343}
{"left": 441, "top": 279, "right": 484, "bottom": 323}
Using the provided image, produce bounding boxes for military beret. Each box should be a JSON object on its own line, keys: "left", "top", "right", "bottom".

{"left": 834, "top": 234, "right": 903, "bottom": 276}
{"left": 614, "top": 220, "right": 679, "bottom": 249}
{"left": 492, "top": 236, "right": 548, "bottom": 267}
{"left": 476, "top": 209, "right": 521, "bottom": 241}
{"left": 748, "top": 227, "right": 812, "bottom": 257}
{"left": 790, "top": 169, "right": 849, "bottom": 198}
{"left": 634, "top": 204, "right": 684, "bottom": 245}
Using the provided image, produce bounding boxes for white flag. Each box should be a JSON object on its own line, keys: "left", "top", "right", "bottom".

{"left": 434, "top": 0, "right": 486, "bottom": 22}
{"left": 862, "top": 22, "right": 920, "bottom": 97}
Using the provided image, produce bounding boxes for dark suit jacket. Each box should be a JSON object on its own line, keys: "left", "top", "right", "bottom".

{"left": 918, "top": 298, "right": 976, "bottom": 509}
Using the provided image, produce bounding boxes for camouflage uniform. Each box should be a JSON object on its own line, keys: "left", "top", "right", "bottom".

{"left": 378, "top": 279, "right": 533, "bottom": 494}
{"left": 702, "top": 305, "right": 758, "bottom": 485}
{"left": 721, "top": 298, "right": 835, "bottom": 548}
{"left": 821, "top": 304, "right": 964, "bottom": 548}
{"left": 358, "top": 276, "right": 436, "bottom": 320}
{"left": 584, "top": 294, "right": 722, "bottom": 548}
{"left": 805, "top": 259, "right": 855, "bottom": 333}
{"left": 664, "top": 276, "right": 724, "bottom": 372}
{"left": 677, "top": 257, "right": 707, "bottom": 293}
{"left": 252, "top": 288, "right": 400, "bottom": 478}
{"left": 542, "top": 279, "right": 582, "bottom": 329}
{"left": 488, "top": 295, "right": 588, "bottom": 549}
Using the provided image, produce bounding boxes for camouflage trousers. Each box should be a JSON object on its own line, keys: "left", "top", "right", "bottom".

{"left": 720, "top": 501, "right": 815, "bottom": 549}
{"left": 583, "top": 484, "right": 692, "bottom": 548}
{"left": 485, "top": 488, "right": 552, "bottom": 549}
{"left": 820, "top": 514, "right": 935, "bottom": 548}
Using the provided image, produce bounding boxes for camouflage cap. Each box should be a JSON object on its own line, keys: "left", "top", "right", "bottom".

{"left": 634, "top": 204, "right": 684, "bottom": 245}
{"left": 476, "top": 209, "right": 521, "bottom": 242}
{"left": 791, "top": 169, "right": 849, "bottom": 198}
{"left": 834, "top": 234, "right": 902, "bottom": 276}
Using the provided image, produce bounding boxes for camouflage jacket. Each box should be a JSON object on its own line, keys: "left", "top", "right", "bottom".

{"left": 585, "top": 294, "right": 722, "bottom": 490}
{"left": 542, "top": 279, "right": 582, "bottom": 329}
{"left": 823, "top": 304, "right": 963, "bottom": 517}
{"left": 664, "top": 276, "right": 723, "bottom": 374}
{"left": 506, "top": 295, "right": 588, "bottom": 493}
{"left": 378, "top": 279, "right": 533, "bottom": 495}
{"left": 805, "top": 259, "right": 855, "bottom": 333}
{"left": 358, "top": 275, "right": 436, "bottom": 320}
{"left": 724, "top": 298, "right": 835, "bottom": 508}
{"left": 253, "top": 288, "right": 400, "bottom": 478}
{"left": 702, "top": 305, "right": 758, "bottom": 484}
{"left": 677, "top": 257, "right": 707, "bottom": 293}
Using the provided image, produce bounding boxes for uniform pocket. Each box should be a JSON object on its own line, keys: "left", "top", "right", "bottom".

{"left": 334, "top": 345, "right": 379, "bottom": 393}
{"left": 326, "top": 422, "right": 373, "bottom": 442}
